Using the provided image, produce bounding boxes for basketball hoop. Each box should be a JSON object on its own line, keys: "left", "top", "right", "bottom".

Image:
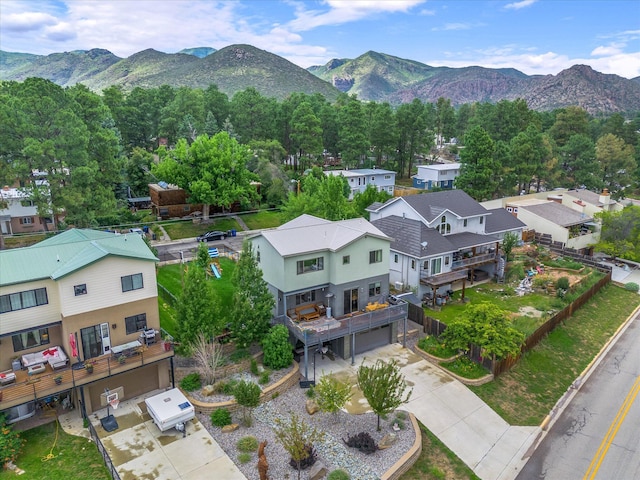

{"left": 106, "top": 391, "right": 119, "bottom": 411}
{"left": 110, "top": 398, "right": 120, "bottom": 410}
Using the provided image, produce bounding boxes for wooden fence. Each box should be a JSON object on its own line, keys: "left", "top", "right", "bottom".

{"left": 422, "top": 270, "right": 612, "bottom": 377}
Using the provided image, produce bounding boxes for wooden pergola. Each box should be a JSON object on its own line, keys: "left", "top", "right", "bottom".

{"left": 421, "top": 270, "right": 469, "bottom": 304}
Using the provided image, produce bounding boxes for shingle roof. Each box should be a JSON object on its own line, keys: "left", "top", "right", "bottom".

{"left": 402, "top": 190, "right": 488, "bottom": 222}
{"left": 485, "top": 208, "right": 527, "bottom": 234}
{"left": 260, "top": 215, "right": 390, "bottom": 257}
{"left": 520, "top": 202, "right": 593, "bottom": 227}
{"left": 446, "top": 232, "right": 500, "bottom": 249}
{"left": 0, "top": 229, "right": 158, "bottom": 286}
{"left": 371, "top": 216, "right": 457, "bottom": 258}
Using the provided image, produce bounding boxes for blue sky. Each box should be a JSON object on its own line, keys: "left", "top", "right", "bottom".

{"left": 1, "top": 0, "right": 639, "bottom": 78}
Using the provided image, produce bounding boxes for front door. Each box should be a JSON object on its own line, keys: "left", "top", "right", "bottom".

{"left": 343, "top": 288, "right": 359, "bottom": 314}
{"left": 100, "top": 323, "right": 111, "bottom": 354}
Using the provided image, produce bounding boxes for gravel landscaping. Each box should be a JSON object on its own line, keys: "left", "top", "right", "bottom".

{"left": 198, "top": 383, "right": 416, "bottom": 480}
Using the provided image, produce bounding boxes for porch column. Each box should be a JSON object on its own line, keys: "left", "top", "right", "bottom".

{"left": 303, "top": 330, "right": 309, "bottom": 380}
{"left": 351, "top": 333, "right": 356, "bottom": 366}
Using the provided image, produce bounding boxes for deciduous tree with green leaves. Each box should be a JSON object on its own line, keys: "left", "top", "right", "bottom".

{"left": 595, "top": 205, "right": 640, "bottom": 261}
{"left": 315, "top": 373, "right": 353, "bottom": 419}
{"left": 233, "top": 380, "right": 261, "bottom": 426}
{"left": 273, "top": 413, "right": 325, "bottom": 480}
{"left": 357, "top": 359, "right": 412, "bottom": 431}
{"left": 501, "top": 232, "right": 519, "bottom": 262}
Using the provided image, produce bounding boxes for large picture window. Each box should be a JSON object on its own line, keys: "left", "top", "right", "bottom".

{"left": 0, "top": 288, "right": 48, "bottom": 313}
{"left": 12, "top": 327, "right": 50, "bottom": 352}
{"left": 369, "top": 249, "right": 382, "bottom": 264}
{"left": 296, "top": 257, "right": 324, "bottom": 274}
{"left": 121, "top": 273, "right": 143, "bottom": 292}
{"left": 125, "top": 313, "right": 147, "bottom": 335}
{"left": 368, "top": 282, "right": 381, "bottom": 297}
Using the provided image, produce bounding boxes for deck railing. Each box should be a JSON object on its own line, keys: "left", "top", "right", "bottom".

{"left": 0, "top": 341, "right": 174, "bottom": 411}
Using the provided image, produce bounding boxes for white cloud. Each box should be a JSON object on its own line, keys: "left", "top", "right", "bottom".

{"left": 504, "top": 0, "right": 538, "bottom": 10}
{"left": 3, "top": 11, "right": 58, "bottom": 32}
{"left": 591, "top": 44, "right": 624, "bottom": 57}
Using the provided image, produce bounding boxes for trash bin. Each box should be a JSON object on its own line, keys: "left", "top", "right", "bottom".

{"left": 231, "top": 229, "right": 237, "bottom": 237}
{"left": 152, "top": 233, "right": 156, "bottom": 240}
{"left": 143, "top": 226, "right": 149, "bottom": 233}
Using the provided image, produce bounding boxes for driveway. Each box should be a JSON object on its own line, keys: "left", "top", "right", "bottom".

{"left": 88, "top": 390, "right": 246, "bottom": 480}
{"left": 306, "top": 343, "right": 539, "bottom": 480}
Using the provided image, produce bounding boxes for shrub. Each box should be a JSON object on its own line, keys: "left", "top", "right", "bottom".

{"left": 328, "top": 469, "right": 351, "bottom": 480}
{"left": 272, "top": 391, "right": 280, "bottom": 400}
{"left": 289, "top": 443, "right": 317, "bottom": 470}
{"left": 0, "top": 413, "right": 25, "bottom": 466}
{"left": 395, "top": 410, "right": 407, "bottom": 420}
{"left": 533, "top": 275, "right": 550, "bottom": 288}
{"left": 305, "top": 385, "right": 316, "bottom": 398}
{"left": 262, "top": 324, "right": 293, "bottom": 369}
{"left": 250, "top": 358, "right": 259, "bottom": 375}
{"left": 229, "top": 348, "right": 250, "bottom": 363}
{"left": 179, "top": 372, "right": 201, "bottom": 392}
{"left": 210, "top": 408, "right": 232, "bottom": 427}
{"left": 234, "top": 380, "right": 262, "bottom": 426}
{"left": 238, "top": 452, "right": 252, "bottom": 464}
{"left": 342, "top": 432, "right": 378, "bottom": 455}
{"left": 221, "top": 378, "right": 240, "bottom": 395}
{"left": 624, "top": 282, "right": 639, "bottom": 292}
{"left": 236, "top": 436, "right": 259, "bottom": 452}
{"left": 556, "top": 277, "right": 570, "bottom": 290}
{"left": 259, "top": 370, "right": 270, "bottom": 385}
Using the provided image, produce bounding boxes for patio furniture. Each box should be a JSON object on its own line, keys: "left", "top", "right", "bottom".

{"left": 22, "top": 346, "right": 68, "bottom": 370}
{"left": 139, "top": 328, "right": 157, "bottom": 346}
{"left": 27, "top": 363, "right": 46, "bottom": 376}
{"left": 111, "top": 340, "right": 142, "bottom": 358}
{"left": 295, "top": 304, "right": 322, "bottom": 322}
{"left": 0, "top": 370, "right": 16, "bottom": 385}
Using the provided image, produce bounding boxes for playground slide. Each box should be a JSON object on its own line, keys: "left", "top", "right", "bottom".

{"left": 208, "top": 248, "right": 219, "bottom": 258}
{"left": 210, "top": 264, "right": 221, "bottom": 279}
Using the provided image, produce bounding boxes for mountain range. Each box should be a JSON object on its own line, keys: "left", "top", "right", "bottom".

{"left": 1, "top": 44, "right": 639, "bottom": 114}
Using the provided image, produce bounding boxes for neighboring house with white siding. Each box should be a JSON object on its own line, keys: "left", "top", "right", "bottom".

{"left": 0, "top": 185, "right": 52, "bottom": 235}
{"left": 412, "top": 163, "right": 461, "bottom": 190}
{"left": 368, "top": 190, "right": 525, "bottom": 300}
{"left": 324, "top": 168, "right": 395, "bottom": 199}
{"left": 0, "top": 229, "right": 173, "bottom": 418}
{"left": 250, "top": 215, "right": 408, "bottom": 371}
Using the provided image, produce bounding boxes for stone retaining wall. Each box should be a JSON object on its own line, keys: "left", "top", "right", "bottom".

{"left": 185, "top": 360, "right": 300, "bottom": 415}
{"left": 413, "top": 346, "right": 494, "bottom": 386}
{"left": 381, "top": 413, "right": 422, "bottom": 480}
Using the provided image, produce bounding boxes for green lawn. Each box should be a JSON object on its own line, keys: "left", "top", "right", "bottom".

{"left": 239, "top": 210, "right": 283, "bottom": 230}
{"left": 470, "top": 284, "right": 640, "bottom": 425}
{"left": 14, "top": 421, "right": 110, "bottom": 480}
{"left": 156, "top": 258, "right": 238, "bottom": 335}
{"left": 161, "top": 217, "right": 241, "bottom": 240}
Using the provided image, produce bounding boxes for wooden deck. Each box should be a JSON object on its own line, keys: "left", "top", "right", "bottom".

{"left": 0, "top": 342, "right": 174, "bottom": 410}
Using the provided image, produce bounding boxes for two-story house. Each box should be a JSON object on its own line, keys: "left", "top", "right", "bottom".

{"left": 0, "top": 229, "right": 173, "bottom": 419}
{"left": 250, "top": 215, "right": 408, "bottom": 377}
{"left": 324, "top": 169, "right": 396, "bottom": 199}
{"left": 411, "top": 163, "right": 461, "bottom": 190}
{"left": 0, "top": 185, "right": 51, "bottom": 235}
{"left": 368, "top": 190, "right": 525, "bottom": 301}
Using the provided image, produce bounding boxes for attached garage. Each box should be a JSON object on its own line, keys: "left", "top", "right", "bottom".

{"left": 354, "top": 325, "right": 391, "bottom": 355}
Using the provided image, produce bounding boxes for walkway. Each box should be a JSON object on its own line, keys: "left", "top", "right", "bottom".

{"left": 305, "top": 343, "right": 539, "bottom": 480}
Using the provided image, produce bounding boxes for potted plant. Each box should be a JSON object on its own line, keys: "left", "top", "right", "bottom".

{"left": 84, "top": 361, "right": 94, "bottom": 374}
{"left": 118, "top": 355, "right": 126, "bottom": 365}
{"left": 54, "top": 375, "right": 63, "bottom": 385}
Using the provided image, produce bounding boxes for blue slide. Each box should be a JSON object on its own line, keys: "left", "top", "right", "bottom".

{"left": 210, "top": 264, "right": 221, "bottom": 279}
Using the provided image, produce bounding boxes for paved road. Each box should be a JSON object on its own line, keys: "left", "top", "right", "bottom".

{"left": 517, "top": 309, "right": 640, "bottom": 480}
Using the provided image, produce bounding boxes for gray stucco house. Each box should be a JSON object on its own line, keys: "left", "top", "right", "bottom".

{"left": 249, "top": 215, "right": 408, "bottom": 375}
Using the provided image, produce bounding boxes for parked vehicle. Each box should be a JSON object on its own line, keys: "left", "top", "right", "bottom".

{"left": 129, "top": 228, "right": 145, "bottom": 236}
{"left": 197, "top": 230, "right": 226, "bottom": 242}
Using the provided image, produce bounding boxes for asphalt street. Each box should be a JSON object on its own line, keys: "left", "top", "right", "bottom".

{"left": 516, "top": 308, "right": 640, "bottom": 480}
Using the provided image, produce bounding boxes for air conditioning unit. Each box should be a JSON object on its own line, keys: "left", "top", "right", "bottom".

{"left": 394, "top": 281, "right": 404, "bottom": 291}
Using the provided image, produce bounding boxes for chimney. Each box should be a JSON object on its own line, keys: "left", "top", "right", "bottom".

{"left": 599, "top": 188, "right": 610, "bottom": 206}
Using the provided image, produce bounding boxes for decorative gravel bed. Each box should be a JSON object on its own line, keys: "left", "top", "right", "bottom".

{"left": 199, "top": 385, "right": 416, "bottom": 480}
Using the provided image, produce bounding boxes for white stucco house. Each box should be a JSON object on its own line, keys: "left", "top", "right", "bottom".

{"left": 412, "top": 163, "right": 461, "bottom": 190}
{"left": 324, "top": 168, "right": 395, "bottom": 199}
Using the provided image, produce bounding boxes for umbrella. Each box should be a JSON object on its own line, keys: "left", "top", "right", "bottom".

{"left": 69, "top": 333, "right": 78, "bottom": 358}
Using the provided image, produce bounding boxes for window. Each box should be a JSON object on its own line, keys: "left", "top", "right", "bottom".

{"left": 368, "top": 281, "right": 381, "bottom": 297}
{"left": 256, "top": 250, "right": 261, "bottom": 262}
{"left": 369, "top": 249, "right": 382, "bottom": 264}
{"left": 20, "top": 217, "right": 33, "bottom": 225}
{"left": 444, "top": 256, "right": 450, "bottom": 266}
{"left": 183, "top": 206, "right": 190, "bottom": 212}
{"left": 20, "top": 200, "right": 34, "bottom": 207}
{"left": 296, "top": 257, "right": 324, "bottom": 274}
{"left": 437, "top": 215, "right": 451, "bottom": 234}
{"left": 384, "top": 175, "right": 391, "bottom": 180}
{"left": 295, "top": 291, "right": 316, "bottom": 305}
{"left": 480, "top": 216, "right": 484, "bottom": 224}
{"left": 121, "top": 273, "right": 144, "bottom": 292}
{"left": 463, "top": 219, "right": 468, "bottom": 227}
{"left": 159, "top": 208, "right": 169, "bottom": 216}
{"left": 125, "top": 313, "right": 147, "bottom": 334}
{"left": 342, "top": 255, "right": 350, "bottom": 265}
{"left": 0, "top": 288, "right": 48, "bottom": 313}
{"left": 431, "top": 258, "right": 442, "bottom": 275}
{"left": 411, "top": 259, "right": 416, "bottom": 270}
{"left": 371, "top": 177, "right": 375, "bottom": 181}
{"left": 74, "top": 284, "right": 87, "bottom": 296}
{"left": 394, "top": 254, "right": 399, "bottom": 263}
{"left": 12, "top": 328, "right": 50, "bottom": 352}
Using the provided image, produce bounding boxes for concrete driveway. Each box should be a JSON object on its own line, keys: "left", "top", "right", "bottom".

{"left": 88, "top": 390, "right": 246, "bottom": 480}
{"left": 306, "top": 343, "right": 539, "bottom": 480}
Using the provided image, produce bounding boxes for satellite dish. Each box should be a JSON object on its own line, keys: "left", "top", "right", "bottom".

{"left": 421, "top": 241, "right": 428, "bottom": 249}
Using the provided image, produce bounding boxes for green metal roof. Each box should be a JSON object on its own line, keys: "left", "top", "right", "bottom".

{"left": 0, "top": 229, "right": 158, "bottom": 287}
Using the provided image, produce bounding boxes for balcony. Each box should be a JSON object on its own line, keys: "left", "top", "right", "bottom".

{"left": 276, "top": 302, "right": 408, "bottom": 347}
{"left": 451, "top": 251, "right": 498, "bottom": 270}
{"left": 0, "top": 342, "right": 174, "bottom": 411}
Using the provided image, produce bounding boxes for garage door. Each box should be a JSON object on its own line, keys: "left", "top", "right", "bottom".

{"left": 354, "top": 326, "right": 390, "bottom": 355}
